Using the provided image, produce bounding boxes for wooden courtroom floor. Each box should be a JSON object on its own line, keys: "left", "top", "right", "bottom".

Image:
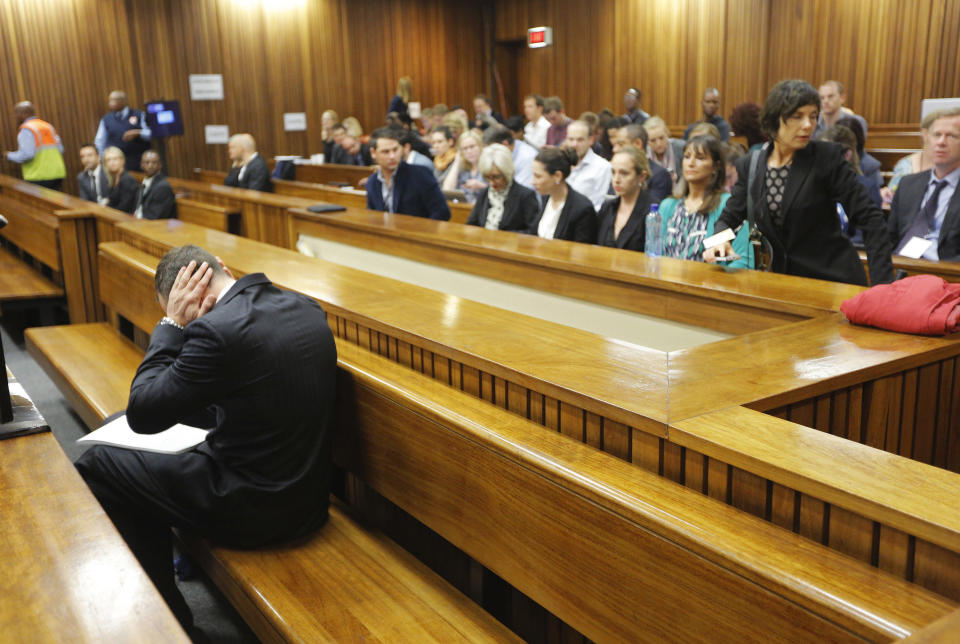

{"left": 297, "top": 234, "right": 731, "bottom": 352}
{"left": 0, "top": 315, "right": 258, "bottom": 644}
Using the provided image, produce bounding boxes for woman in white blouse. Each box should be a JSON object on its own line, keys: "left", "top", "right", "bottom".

{"left": 529, "top": 147, "right": 598, "bottom": 243}
{"left": 466, "top": 144, "right": 540, "bottom": 232}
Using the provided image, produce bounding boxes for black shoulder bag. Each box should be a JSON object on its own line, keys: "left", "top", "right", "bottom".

{"left": 746, "top": 149, "right": 775, "bottom": 272}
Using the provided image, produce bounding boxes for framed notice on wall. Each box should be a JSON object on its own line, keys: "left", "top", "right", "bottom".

{"left": 283, "top": 113, "right": 307, "bottom": 131}
{"left": 189, "top": 74, "right": 224, "bottom": 101}
{"left": 204, "top": 125, "right": 230, "bottom": 144}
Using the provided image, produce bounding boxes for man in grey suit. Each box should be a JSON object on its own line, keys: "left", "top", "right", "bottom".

{"left": 76, "top": 245, "right": 338, "bottom": 634}
{"left": 888, "top": 109, "right": 960, "bottom": 261}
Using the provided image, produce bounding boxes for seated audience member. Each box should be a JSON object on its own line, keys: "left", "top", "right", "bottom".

{"left": 103, "top": 146, "right": 138, "bottom": 213}
{"left": 387, "top": 76, "right": 412, "bottom": 118}
{"left": 706, "top": 79, "right": 892, "bottom": 286}
{"left": 684, "top": 88, "right": 731, "bottom": 141}
{"left": 77, "top": 143, "right": 109, "bottom": 203}
{"left": 430, "top": 126, "right": 458, "bottom": 184}
{"left": 134, "top": 150, "right": 176, "bottom": 220}
{"left": 616, "top": 124, "right": 673, "bottom": 204}
{"left": 386, "top": 111, "right": 412, "bottom": 131}
{"left": 343, "top": 117, "right": 364, "bottom": 138}
{"left": 330, "top": 134, "right": 372, "bottom": 166}
{"left": 723, "top": 142, "right": 747, "bottom": 193}
{"left": 544, "top": 96, "right": 572, "bottom": 147}
{"left": 577, "top": 111, "right": 604, "bottom": 157}
{"left": 224, "top": 134, "right": 272, "bottom": 192}
{"left": 644, "top": 116, "right": 684, "bottom": 184}
{"left": 76, "top": 244, "right": 338, "bottom": 634}
{"left": 814, "top": 80, "right": 867, "bottom": 138}
{"left": 597, "top": 146, "right": 651, "bottom": 251}
{"left": 885, "top": 112, "right": 935, "bottom": 201}
{"left": 484, "top": 123, "right": 537, "bottom": 191}
{"left": 366, "top": 127, "right": 450, "bottom": 220}
{"left": 817, "top": 125, "right": 882, "bottom": 205}
{"left": 564, "top": 120, "right": 612, "bottom": 212}
{"left": 622, "top": 87, "right": 650, "bottom": 125}
{"left": 321, "top": 109, "right": 339, "bottom": 160}
{"left": 687, "top": 121, "right": 722, "bottom": 140}
{"left": 467, "top": 144, "right": 540, "bottom": 232}
{"left": 887, "top": 108, "right": 960, "bottom": 261}
{"left": 659, "top": 135, "right": 750, "bottom": 267}
{"left": 595, "top": 109, "right": 617, "bottom": 159}
{"left": 473, "top": 94, "right": 505, "bottom": 129}
{"left": 530, "top": 147, "right": 598, "bottom": 243}
{"left": 400, "top": 130, "right": 434, "bottom": 169}
{"left": 729, "top": 102, "right": 766, "bottom": 150}
{"left": 836, "top": 116, "right": 882, "bottom": 202}
{"left": 442, "top": 111, "right": 469, "bottom": 142}
{"left": 442, "top": 130, "right": 486, "bottom": 203}
{"left": 523, "top": 94, "right": 550, "bottom": 149}
{"left": 602, "top": 117, "right": 627, "bottom": 160}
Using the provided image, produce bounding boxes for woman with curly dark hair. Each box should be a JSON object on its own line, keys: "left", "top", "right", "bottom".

{"left": 729, "top": 102, "right": 766, "bottom": 149}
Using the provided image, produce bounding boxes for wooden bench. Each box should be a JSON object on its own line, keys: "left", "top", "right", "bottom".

{"left": 26, "top": 225, "right": 960, "bottom": 640}
{"left": 0, "top": 194, "right": 66, "bottom": 320}
{"left": 192, "top": 168, "right": 475, "bottom": 225}
{"left": 174, "top": 197, "right": 242, "bottom": 234}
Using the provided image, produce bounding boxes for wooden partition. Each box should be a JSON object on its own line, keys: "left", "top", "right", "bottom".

{"left": 107, "top": 220, "right": 960, "bottom": 617}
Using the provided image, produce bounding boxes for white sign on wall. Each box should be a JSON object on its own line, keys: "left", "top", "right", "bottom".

{"left": 408, "top": 102, "right": 421, "bottom": 119}
{"left": 189, "top": 74, "right": 224, "bottom": 101}
{"left": 204, "top": 125, "right": 230, "bottom": 144}
{"left": 283, "top": 112, "right": 308, "bottom": 132}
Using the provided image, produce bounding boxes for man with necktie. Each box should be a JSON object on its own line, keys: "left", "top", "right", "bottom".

{"left": 888, "top": 109, "right": 960, "bottom": 261}
{"left": 134, "top": 151, "right": 176, "bottom": 220}
{"left": 76, "top": 143, "right": 109, "bottom": 204}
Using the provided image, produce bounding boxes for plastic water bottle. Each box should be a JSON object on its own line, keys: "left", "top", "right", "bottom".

{"left": 645, "top": 204, "right": 662, "bottom": 257}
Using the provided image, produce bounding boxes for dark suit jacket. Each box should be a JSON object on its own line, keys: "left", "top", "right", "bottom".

{"left": 366, "top": 161, "right": 450, "bottom": 220}
{"left": 224, "top": 155, "right": 273, "bottom": 192}
{"left": 108, "top": 172, "right": 139, "bottom": 213}
{"left": 597, "top": 190, "right": 652, "bottom": 251}
{"left": 888, "top": 170, "right": 960, "bottom": 262}
{"left": 467, "top": 181, "right": 540, "bottom": 232}
{"left": 330, "top": 143, "right": 372, "bottom": 166}
{"left": 77, "top": 167, "right": 110, "bottom": 202}
{"left": 715, "top": 140, "right": 894, "bottom": 286}
{"left": 648, "top": 161, "right": 673, "bottom": 204}
{"left": 135, "top": 174, "right": 176, "bottom": 220}
{"left": 125, "top": 273, "right": 337, "bottom": 546}
{"left": 530, "top": 185, "right": 598, "bottom": 243}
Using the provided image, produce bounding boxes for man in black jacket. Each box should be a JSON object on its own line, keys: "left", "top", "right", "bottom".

{"left": 76, "top": 245, "right": 337, "bottom": 633}
{"left": 888, "top": 109, "right": 960, "bottom": 261}
{"left": 76, "top": 143, "right": 109, "bottom": 203}
{"left": 329, "top": 134, "right": 372, "bottom": 166}
{"left": 224, "top": 133, "right": 272, "bottom": 192}
{"left": 134, "top": 151, "right": 176, "bottom": 219}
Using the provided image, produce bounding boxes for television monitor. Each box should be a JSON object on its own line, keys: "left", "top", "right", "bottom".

{"left": 145, "top": 100, "right": 184, "bottom": 137}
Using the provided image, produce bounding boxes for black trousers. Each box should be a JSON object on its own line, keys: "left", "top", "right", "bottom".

{"left": 28, "top": 178, "right": 63, "bottom": 190}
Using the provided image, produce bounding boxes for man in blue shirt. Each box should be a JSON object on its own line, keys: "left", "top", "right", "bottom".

{"left": 5, "top": 101, "right": 66, "bottom": 189}
{"left": 95, "top": 90, "right": 152, "bottom": 171}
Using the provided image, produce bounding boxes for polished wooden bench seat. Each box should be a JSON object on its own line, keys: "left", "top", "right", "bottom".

{"left": 175, "top": 197, "right": 241, "bottom": 234}
{"left": 0, "top": 195, "right": 66, "bottom": 318}
{"left": 30, "top": 240, "right": 954, "bottom": 641}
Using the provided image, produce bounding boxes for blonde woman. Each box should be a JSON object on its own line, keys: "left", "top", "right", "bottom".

{"left": 442, "top": 131, "right": 486, "bottom": 203}
{"left": 321, "top": 109, "right": 339, "bottom": 159}
{"left": 643, "top": 116, "right": 683, "bottom": 183}
{"left": 103, "top": 146, "right": 138, "bottom": 213}
{"left": 387, "top": 76, "right": 412, "bottom": 117}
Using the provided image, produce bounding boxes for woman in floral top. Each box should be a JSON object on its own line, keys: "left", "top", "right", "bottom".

{"left": 655, "top": 135, "right": 752, "bottom": 269}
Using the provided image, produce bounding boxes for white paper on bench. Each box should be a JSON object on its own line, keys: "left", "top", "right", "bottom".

{"left": 78, "top": 414, "right": 208, "bottom": 454}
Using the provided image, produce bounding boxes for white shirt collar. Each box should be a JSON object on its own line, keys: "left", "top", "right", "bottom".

{"left": 932, "top": 164, "right": 960, "bottom": 186}
{"left": 215, "top": 279, "right": 237, "bottom": 304}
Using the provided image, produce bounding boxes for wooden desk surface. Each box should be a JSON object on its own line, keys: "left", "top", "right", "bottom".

{"left": 0, "top": 431, "right": 187, "bottom": 642}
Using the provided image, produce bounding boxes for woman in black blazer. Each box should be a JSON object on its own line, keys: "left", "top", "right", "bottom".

{"left": 706, "top": 79, "right": 894, "bottom": 286}
{"left": 597, "top": 145, "right": 652, "bottom": 251}
{"left": 103, "top": 146, "right": 138, "bottom": 214}
{"left": 467, "top": 144, "right": 540, "bottom": 232}
{"left": 529, "top": 147, "right": 598, "bottom": 243}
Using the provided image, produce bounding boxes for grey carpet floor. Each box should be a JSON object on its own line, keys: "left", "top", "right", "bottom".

{"left": 1, "top": 313, "right": 259, "bottom": 643}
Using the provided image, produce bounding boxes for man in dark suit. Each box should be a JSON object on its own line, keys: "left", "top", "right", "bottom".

{"left": 224, "top": 133, "right": 272, "bottom": 192}
{"left": 366, "top": 127, "right": 450, "bottom": 220}
{"left": 329, "top": 134, "right": 372, "bottom": 166}
{"left": 76, "top": 143, "right": 109, "bottom": 203}
{"left": 76, "top": 245, "right": 337, "bottom": 633}
{"left": 888, "top": 110, "right": 960, "bottom": 261}
{"left": 134, "top": 151, "right": 176, "bottom": 219}
{"left": 473, "top": 94, "right": 505, "bottom": 130}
